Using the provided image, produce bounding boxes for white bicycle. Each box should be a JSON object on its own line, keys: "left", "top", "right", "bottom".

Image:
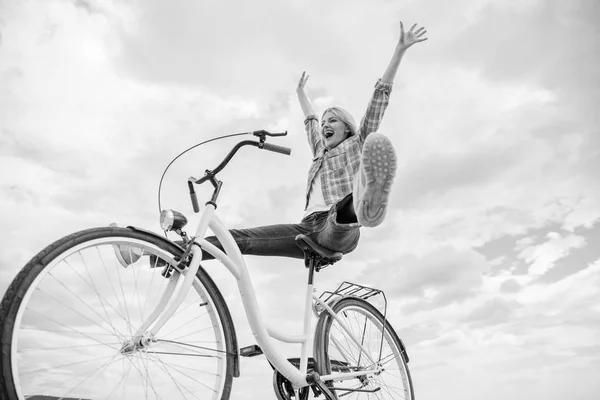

{"left": 0, "top": 130, "right": 413, "bottom": 400}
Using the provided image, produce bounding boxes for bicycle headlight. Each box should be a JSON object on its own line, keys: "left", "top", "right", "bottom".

{"left": 160, "top": 209, "right": 188, "bottom": 231}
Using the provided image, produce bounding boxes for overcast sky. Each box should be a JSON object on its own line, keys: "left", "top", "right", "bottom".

{"left": 1, "top": 0, "right": 599, "bottom": 399}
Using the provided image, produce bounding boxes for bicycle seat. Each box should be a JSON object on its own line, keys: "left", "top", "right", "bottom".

{"left": 295, "top": 234, "right": 343, "bottom": 269}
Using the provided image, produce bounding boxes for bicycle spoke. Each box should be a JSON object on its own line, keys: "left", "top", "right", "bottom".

{"left": 143, "top": 352, "right": 197, "bottom": 400}
{"left": 146, "top": 351, "right": 215, "bottom": 358}
{"left": 19, "top": 341, "right": 121, "bottom": 353}
{"left": 142, "top": 254, "right": 162, "bottom": 320}
{"left": 104, "top": 355, "right": 136, "bottom": 399}
{"left": 142, "top": 352, "right": 165, "bottom": 400}
{"left": 146, "top": 351, "right": 212, "bottom": 399}
{"left": 34, "top": 282, "right": 119, "bottom": 339}
{"left": 162, "top": 310, "right": 209, "bottom": 338}
{"left": 157, "top": 339, "right": 232, "bottom": 356}
{"left": 170, "top": 325, "right": 216, "bottom": 342}
{"left": 129, "top": 247, "right": 146, "bottom": 323}
{"left": 63, "top": 257, "right": 125, "bottom": 340}
{"left": 21, "top": 353, "right": 117, "bottom": 376}
{"left": 357, "top": 314, "right": 368, "bottom": 366}
{"left": 63, "top": 351, "right": 124, "bottom": 398}
{"left": 23, "top": 308, "right": 121, "bottom": 351}
{"left": 150, "top": 360, "right": 219, "bottom": 376}
{"left": 96, "top": 248, "right": 130, "bottom": 327}
{"left": 109, "top": 250, "right": 135, "bottom": 337}
{"left": 124, "top": 353, "right": 163, "bottom": 400}
{"left": 332, "top": 323, "right": 361, "bottom": 365}
{"left": 170, "top": 299, "right": 199, "bottom": 320}
{"left": 20, "top": 326, "right": 121, "bottom": 337}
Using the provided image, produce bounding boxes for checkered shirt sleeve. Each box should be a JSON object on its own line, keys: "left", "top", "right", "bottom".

{"left": 356, "top": 78, "right": 393, "bottom": 146}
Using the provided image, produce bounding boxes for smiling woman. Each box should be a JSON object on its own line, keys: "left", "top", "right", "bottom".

{"left": 182, "top": 21, "right": 429, "bottom": 262}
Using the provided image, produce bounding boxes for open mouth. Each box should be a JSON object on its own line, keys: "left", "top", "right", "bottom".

{"left": 323, "top": 130, "right": 334, "bottom": 139}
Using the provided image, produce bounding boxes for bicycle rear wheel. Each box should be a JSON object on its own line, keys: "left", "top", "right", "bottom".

{"left": 0, "top": 227, "right": 236, "bottom": 400}
{"left": 314, "top": 297, "right": 414, "bottom": 400}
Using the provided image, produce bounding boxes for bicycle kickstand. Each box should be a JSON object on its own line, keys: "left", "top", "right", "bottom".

{"left": 306, "top": 371, "right": 337, "bottom": 400}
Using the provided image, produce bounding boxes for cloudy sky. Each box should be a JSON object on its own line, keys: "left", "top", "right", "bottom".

{"left": 1, "top": 0, "right": 599, "bottom": 399}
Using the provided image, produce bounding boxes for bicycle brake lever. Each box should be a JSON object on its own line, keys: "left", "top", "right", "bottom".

{"left": 252, "top": 130, "right": 288, "bottom": 137}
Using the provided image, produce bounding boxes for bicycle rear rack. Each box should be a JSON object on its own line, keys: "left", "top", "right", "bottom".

{"left": 319, "top": 281, "right": 387, "bottom": 307}
{"left": 318, "top": 281, "right": 391, "bottom": 365}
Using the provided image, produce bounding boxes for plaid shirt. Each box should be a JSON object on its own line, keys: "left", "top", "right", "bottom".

{"left": 304, "top": 79, "right": 393, "bottom": 210}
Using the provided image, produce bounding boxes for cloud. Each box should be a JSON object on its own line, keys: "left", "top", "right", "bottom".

{"left": 462, "top": 297, "right": 522, "bottom": 326}
{"left": 499, "top": 278, "right": 521, "bottom": 293}
{"left": 398, "top": 139, "right": 525, "bottom": 207}
{"left": 360, "top": 246, "right": 489, "bottom": 307}
{"left": 517, "top": 231, "right": 586, "bottom": 277}
{"left": 114, "top": 0, "right": 361, "bottom": 97}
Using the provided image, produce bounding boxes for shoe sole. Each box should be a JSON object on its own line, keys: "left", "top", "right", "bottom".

{"left": 356, "top": 134, "right": 397, "bottom": 227}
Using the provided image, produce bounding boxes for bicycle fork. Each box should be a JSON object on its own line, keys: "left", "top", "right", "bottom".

{"left": 123, "top": 206, "right": 216, "bottom": 348}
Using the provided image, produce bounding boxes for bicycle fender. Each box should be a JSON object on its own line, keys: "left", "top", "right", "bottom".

{"left": 125, "top": 226, "right": 186, "bottom": 251}
{"left": 125, "top": 225, "right": 241, "bottom": 377}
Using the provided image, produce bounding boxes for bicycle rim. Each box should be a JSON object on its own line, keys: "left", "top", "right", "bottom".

{"left": 315, "top": 298, "right": 413, "bottom": 400}
{"left": 2, "top": 229, "right": 232, "bottom": 400}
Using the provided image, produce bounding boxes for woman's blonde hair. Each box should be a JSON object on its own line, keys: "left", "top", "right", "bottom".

{"left": 322, "top": 106, "right": 357, "bottom": 138}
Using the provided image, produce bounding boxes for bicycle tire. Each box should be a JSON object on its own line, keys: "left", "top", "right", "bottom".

{"left": 0, "top": 226, "right": 237, "bottom": 400}
{"left": 314, "top": 297, "right": 414, "bottom": 400}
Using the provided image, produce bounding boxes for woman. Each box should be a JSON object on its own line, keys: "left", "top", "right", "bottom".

{"left": 290, "top": 21, "right": 428, "bottom": 255}
{"left": 116, "top": 21, "right": 427, "bottom": 265}
{"left": 200, "top": 21, "right": 427, "bottom": 259}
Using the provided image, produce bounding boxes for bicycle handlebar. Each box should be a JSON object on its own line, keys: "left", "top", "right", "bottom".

{"left": 187, "top": 130, "right": 291, "bottom": 212}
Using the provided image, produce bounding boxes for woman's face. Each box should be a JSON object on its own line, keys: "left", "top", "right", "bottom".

{"left": 321, "top": 111, "right": 350, "bottom": 149}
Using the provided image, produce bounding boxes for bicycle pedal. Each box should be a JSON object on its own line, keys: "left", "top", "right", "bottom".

{"left": 240, "top": 344, "right": 263, "bottom": 357}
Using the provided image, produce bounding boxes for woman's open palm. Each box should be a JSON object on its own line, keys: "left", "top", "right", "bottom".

{"left": 398, "top": 22, "right": 428, "bottom": 49}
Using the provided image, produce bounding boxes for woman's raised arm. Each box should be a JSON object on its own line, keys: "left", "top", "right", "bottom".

{"left": 381, "top": 22, "right": 428, "bottom": 84}
{"left": 355, "top": 21, "right": 428, "bottom": 143}
{"left": 296, "top": 71, "right": 316, "bottom": 118}
{"left": 296, "top": 71, "right": 322, "bottom": 156}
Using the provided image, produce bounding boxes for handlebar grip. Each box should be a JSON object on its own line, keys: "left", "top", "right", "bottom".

{"left": 191, "top": 192, "right": 200, "bottom": 213}
{"left": 188, "top": 181, "right": 200, "bottom": 213}
{"left": 252, "top": 130, "right": 288, "bottom": 137}
{"left": 261, "top": 142, "right": 292, "bottom": 155}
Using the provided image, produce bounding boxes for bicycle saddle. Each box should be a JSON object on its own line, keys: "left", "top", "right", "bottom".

{"left": 295, "top": 234, "right": 343, "bottom": 269}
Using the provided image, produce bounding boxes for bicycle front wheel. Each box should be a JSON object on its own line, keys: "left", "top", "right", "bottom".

{"left": 0, "top": 227, "right": 235, "bottom": 400}
{"left": 314, "top": 297, "right": 414, "bottom": 400}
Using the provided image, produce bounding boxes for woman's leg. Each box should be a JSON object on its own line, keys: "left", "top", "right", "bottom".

{"left": 313, "top": 194, "right": 361, "bottom": 254}
{"left": 202, "top": 212, "right": 330, "bottom": 260}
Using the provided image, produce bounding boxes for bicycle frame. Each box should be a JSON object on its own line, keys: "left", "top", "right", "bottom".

{"left": 133, "top": 203, "right": 382, "bottom": 389}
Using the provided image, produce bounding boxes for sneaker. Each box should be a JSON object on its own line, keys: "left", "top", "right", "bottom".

{"left": 110, "top": 223, "right": 143, "bottom": 267}
{"left": 353, "top": 133, "right": 397, "bottom": 227}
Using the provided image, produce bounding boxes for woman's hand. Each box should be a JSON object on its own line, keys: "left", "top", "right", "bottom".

{"left": 397, "top": 22, "right": 428, "bottom": 50}
{"left": 296, "top": 71, "right": 316, "bottom": 117}
{"left": 381, "top": 21, "right": 428, "bottom": 83}
{"left": 297, "top": 71, "right": 310, "bottom": 93}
